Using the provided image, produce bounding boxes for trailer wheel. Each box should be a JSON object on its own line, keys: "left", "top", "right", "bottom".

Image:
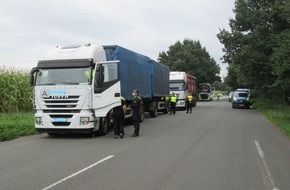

{"left": 98, "top": 117, "right": 109, "bottom": 135}
{"left": 149, "top": 105, "right": 158, "bottom": 118}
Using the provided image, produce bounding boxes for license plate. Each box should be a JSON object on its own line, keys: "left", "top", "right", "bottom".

{"left": 53, "top": 118, "right": 67, "bottom": 122}
{"left": 239, "top": 104, "right": 244, "bottom": 107}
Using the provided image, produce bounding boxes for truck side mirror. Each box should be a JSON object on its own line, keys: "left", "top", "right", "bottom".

{"left": 29, "top": 67, "right": 38, "bottom": 86}
{"left": 29, "top": 74, "right": 34, "bottom": 86}
{"left": 95, "top": 64, "right": 104, "bottom": 88}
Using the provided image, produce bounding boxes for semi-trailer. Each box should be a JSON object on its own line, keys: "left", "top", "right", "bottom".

{"left": 30, "top": 44, "right": 169, "bottom": 135}
{"left": 169, "top": 71, "right": 197, "bottom": 109}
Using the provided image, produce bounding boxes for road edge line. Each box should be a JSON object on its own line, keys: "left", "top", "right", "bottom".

{"left": 255, "top": 140, "right": 279, "bottom": 190}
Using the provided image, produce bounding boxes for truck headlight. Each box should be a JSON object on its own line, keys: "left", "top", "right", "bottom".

{"left": 35, "top": 117, "right": 43, "bottom": 125}
{"left": 80, "top": 117, "right": 90, "bottom": 125}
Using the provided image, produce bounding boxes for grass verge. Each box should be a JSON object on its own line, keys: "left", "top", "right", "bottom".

{"left": 253, "top": 99, "right": 290, "bottom": 138}
{"left": 0, "top": 112, "right": 36, "bottom": 141}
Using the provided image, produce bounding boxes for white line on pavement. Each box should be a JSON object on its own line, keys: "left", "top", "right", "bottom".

{"left": 40, "top": 155, "right": 114, "bottom": 190}
{"left": 255, "top": 140, "right": 279, "bottom": 190}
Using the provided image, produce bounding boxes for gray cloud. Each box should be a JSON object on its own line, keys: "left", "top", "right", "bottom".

{"left": 0, "top": 0, "right": 234, "bottom": 77}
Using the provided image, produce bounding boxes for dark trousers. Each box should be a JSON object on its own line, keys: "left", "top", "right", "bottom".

{"left": 186, "top": 102, "right": 192, "bottom": 113}
{"left": 113, "top": 114, "right": 124, "bottom": 135}
{"left": 132, "top": 113, "right": 140, "bottom": 135}
{"left": 170, "top": 102, "right": 176, "bottom": 114}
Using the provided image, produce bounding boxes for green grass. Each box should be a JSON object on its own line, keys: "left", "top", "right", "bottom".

{"left": 253, "top": 99, "right": 290, "bottom": 138}
{"left": 0, "top": 112, "right": 36, "bottom": 141}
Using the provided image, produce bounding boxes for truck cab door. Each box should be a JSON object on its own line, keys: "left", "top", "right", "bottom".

{"left": 93, "top": 61, "right": 121, "bottom": 117}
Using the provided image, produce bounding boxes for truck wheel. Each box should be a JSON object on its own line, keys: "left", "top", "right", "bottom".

{"left": 149, "top": 106, "right": 157, "bottom": 118}
{"left": 140, "top": 105, "right": 145, "bottom": 122}
{"left": 98, "top": 117, "right": 109, "bottom": 135}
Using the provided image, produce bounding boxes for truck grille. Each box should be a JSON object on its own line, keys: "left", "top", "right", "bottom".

{"left": 42, "top": 95, "right": 81, "bottom": 127}
{"left": 200, "top": 94, "right": 209, "bottom": 99}
{"left": 43, "top": 96, "right": 80, "bottom": 109}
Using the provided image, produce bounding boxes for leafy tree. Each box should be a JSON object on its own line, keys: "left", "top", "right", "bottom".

{"left": 271, "top": 29, "right": 290, "bottom": 102}
{"left": 158, "top": 39, "right": 221, "bottom": 84}
{"left": 212, "top": 81, "right": 227, "bottom": 91}
{"left": 217, "top": 0, "right": 290, "bottom": 101}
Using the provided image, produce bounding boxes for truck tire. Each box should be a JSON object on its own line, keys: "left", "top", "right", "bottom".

{"left": 149, "top": 105, "right": 157, "bottom": 118}
{"left": 98, "top": 117, "right": 109, "bottom": 135}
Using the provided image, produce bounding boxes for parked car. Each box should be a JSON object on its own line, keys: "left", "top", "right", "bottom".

{"left": 232, "top": 91, "right": 251, "bottom": 109}
{"left": 229, "top": 92, "right": 234, "bottom": 102}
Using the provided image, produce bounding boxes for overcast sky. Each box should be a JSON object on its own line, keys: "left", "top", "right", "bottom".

{"left": 0, "top": 0, "right": 235, "bottom": 77}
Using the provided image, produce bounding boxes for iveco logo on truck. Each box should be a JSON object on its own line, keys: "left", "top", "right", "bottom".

{"left": 42, "top": 90, "right": 68, "bottom": 99}
{"left": 49, "top": 95, "right": 69, "bottom": 99}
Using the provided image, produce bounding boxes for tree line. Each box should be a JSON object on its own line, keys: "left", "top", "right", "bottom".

{"left": 158, "top": 39, "right": 221, "bottom": 84}
{"left": 217, "top": 0, "right": 290, "bottom": 102}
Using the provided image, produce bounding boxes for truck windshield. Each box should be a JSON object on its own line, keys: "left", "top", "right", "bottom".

{"left": 199, "top": 85, "right": 211, "bottom": 92}
{"left": 35, "top": 67, "right": 92, "bottom": 86}
{"left": 170, "top": 83, "right": 185, "bottom": 90}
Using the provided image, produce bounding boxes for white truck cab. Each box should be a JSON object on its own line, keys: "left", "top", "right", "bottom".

{"left": 30, "top": 44, "right": 121, "bottom": 135}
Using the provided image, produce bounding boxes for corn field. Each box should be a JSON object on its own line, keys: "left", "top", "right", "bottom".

{"left": 0, "top": 67, "right": 33, "bottom": 113}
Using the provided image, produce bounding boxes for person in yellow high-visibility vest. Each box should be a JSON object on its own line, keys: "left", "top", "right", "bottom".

{"left": 186, "top": 93, "right": 193, "bottom": 114}
{"left": 170, "top": 93, "right": 178, "bottom": 115}
{"left": 161, "top": 95, "right": 171, "bottom": 113}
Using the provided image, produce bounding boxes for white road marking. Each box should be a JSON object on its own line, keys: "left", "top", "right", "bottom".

{"left": 41, "top": 155, "right": 114, "bottom": 190}
{"left": 255, "top": 140, "right": 279, "bottom": 190}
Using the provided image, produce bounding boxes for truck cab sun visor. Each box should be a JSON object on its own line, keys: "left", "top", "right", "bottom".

{"left": 37, "top": 59, "right": 93, "bottom": 69}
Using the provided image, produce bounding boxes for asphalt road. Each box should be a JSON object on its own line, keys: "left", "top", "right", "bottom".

{"left": 1, "top": 98, "right": 289, "bottom": 190}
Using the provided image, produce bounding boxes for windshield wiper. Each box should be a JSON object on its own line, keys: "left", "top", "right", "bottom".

{"left": 60, "top": 82, "right": 79, "bottom": 85}
{"left": 39, "top": 83, "right": 56, "bottom": 85}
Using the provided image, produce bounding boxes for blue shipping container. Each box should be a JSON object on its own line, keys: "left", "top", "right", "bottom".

{"left": 103, "top": 45, "right": 169, "bottom": 100}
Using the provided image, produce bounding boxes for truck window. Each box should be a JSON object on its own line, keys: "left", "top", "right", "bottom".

{"left": 170, "top": 83, "right": 185, "bottom": 90}
{"left": 94, "top": 62, "right": 119, "bottom": 93}
{"left": 36, "top": 67, "right": 92, "bottom": 85}
{"left": 103, "top": 63, "right": 118, "bottom": 83}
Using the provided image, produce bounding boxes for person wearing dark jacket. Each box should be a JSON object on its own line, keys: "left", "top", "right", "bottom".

{"left": 112, "top": 96, "right": 126, "bottom": 139}
{"left": 130, "top": 89, "right": 141, "bottom": 137}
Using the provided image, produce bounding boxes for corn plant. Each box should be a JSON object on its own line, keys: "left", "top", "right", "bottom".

{"left": 0, "top": 66, "right": 33, "bottom": 113}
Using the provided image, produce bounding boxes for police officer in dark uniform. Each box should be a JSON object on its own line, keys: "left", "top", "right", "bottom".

{"left": 112, "top": 96, "right": 126, "bottom": 139}
{"left": 131, "top": 89, "right": 141, "bottom": 137}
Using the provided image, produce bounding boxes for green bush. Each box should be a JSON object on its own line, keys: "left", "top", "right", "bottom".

{"left": 0, "top": 112, "right": 36, "bottom": 141}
